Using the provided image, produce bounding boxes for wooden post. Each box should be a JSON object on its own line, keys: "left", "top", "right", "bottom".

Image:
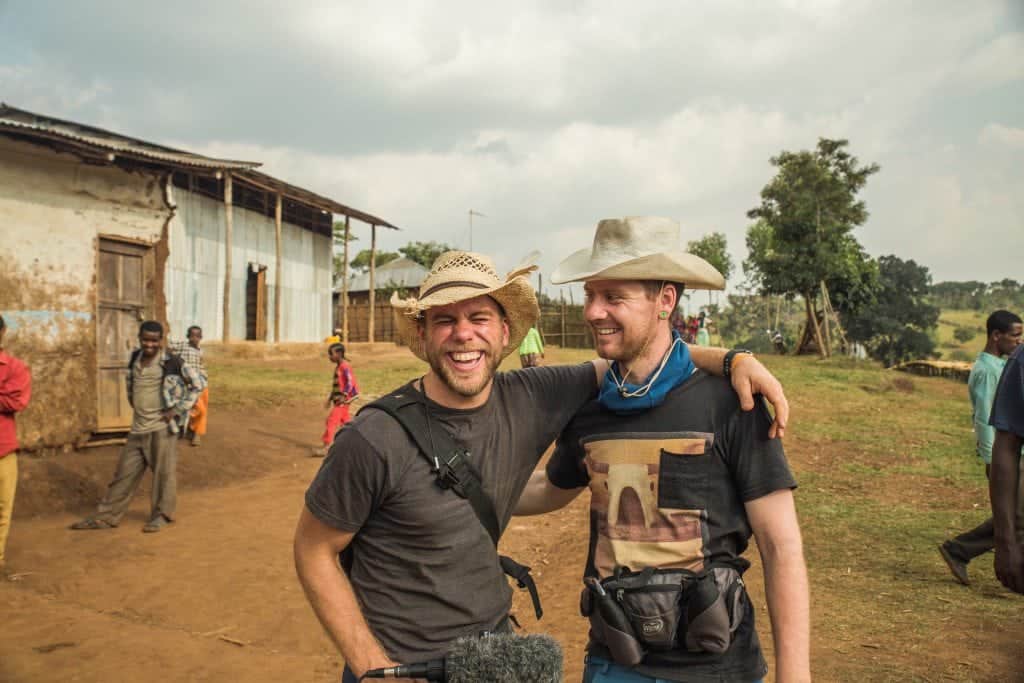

{"left": 274, "top": 193, "right": 282, "bottom": 343}
{"left": 368, "top": 224, "right": 377, "bottom": 344}
{"left": 222, "top": 173, "right": 233, "bottom": 342}
{"left": 342, "top": 216, "right": 350, "bottom": 346}
{"left": 560, "top": 290, "right": 566, "bottom": 349}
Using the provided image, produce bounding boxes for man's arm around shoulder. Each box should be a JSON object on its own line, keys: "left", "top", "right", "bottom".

{"left": 514, "top": 470, "right": 584, "bottom": 516}
{"left": 746, "top": 489, "right": 810, "bottom": 683}
{"left": 293, "top": 507, "right": 409, "bottom": 680}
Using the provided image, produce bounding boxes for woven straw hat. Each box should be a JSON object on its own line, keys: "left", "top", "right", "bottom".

{"left": 550, "top": 216, "right": 725, "bottom": 289}
{"left": 391, "top": 251, "right": 540, "bottom": 361}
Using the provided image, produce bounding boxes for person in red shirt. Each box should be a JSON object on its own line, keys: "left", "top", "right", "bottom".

{"left": 312, "top": 343, "right": 359, "bottom": 457}
{"left": 0, "top": 314, "right": 32, "bottom": 573}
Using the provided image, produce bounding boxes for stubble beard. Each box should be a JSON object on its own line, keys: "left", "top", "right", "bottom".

{"left": 426, "top": 345, "right": 504, "bottom": 398}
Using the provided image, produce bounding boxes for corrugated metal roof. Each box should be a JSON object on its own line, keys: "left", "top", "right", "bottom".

{"left": 0, "top": 103, "right": 400, "bottom": 229}
{"left": 237, "top": 169, "right": 399, "bottom": 230}
{"left": 343, "top": 257, "right": 428, "bottom": 292}
{"left": 0, "top": 103, "right": 259, "bottom": 171}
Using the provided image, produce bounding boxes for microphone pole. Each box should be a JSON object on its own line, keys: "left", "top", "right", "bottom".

{"left": 360, "top": 659, "right": 445, "bottom": 681}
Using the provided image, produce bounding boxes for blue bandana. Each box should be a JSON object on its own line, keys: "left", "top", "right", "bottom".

{"left": 598, "top": 331, "right": 696, "bottom": 414}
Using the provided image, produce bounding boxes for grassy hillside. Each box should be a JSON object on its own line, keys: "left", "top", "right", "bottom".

{"left": 935, "top": 309, "right": 987, "bottom": 362}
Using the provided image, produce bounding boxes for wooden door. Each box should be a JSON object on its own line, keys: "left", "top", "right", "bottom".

{"left": 246, "top": 265, "right": 268, "bottom": 341}
{"left": 97, "top": 239, "right": 148, "bottom": 431}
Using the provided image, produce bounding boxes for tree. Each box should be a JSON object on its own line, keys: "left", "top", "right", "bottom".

{"left": 331, "top": 220, "right": 359, "bottom": 283}
{"left": 745, "top": 138, "right": 880, "bottom": 357}
{"left": 398, "top": 241, "right": 455, "bottom": 269}
{"left": 687, "top": 232, "right": 734, "bottom": 282}
{"left": 844, "top": 255, "right": 940, "bottom": 367}
{"left": 349, "top": 249, "right": 399, "bottom": 273}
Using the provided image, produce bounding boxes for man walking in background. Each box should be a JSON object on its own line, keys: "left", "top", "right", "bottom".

{"left": 939, "top": 310, "right": 1023, "bottom": 584}
{"left": 0, "top": 314, "right": 32, "bottom": 574}
{"left": 518, "top": 325, "right": 545, "bottom": 368}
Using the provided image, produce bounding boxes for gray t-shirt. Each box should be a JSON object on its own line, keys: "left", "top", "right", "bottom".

{"left": 304, "top": 363, "right": 596, "bottom": 663}
{"left": 130, "top": 358, "right": 165, "bottom": 434}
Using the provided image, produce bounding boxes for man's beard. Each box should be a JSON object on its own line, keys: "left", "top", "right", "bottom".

{"left": 595, "top": 317, "right": 658, "bottom": 366}
{"left": 425, "top": 345, "right": 504, "bottom": 398}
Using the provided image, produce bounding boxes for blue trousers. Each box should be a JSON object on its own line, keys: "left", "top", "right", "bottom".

{"left": 583, "top": 655, "right": 763, "bottom": 683}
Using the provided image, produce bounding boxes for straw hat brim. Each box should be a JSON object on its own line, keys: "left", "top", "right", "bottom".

{"left": 392, "top": 277, "right": 540, "bottom": 362}
{"left": 550, "top": 249, "right": 726, "bottom": 290}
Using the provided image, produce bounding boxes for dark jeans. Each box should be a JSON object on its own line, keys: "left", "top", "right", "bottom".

{"left": 944, "top": 464, "right": 994, "bottom": 563}
{"left": 341, "top": 667, "right": 358, "bottom": 683}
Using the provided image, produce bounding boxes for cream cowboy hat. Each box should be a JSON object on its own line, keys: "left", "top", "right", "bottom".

{"left": 391, "top": 251, "right": 540, "bottom": 361}
{"left": 550, "top": 216, "right": 725, "bottom": 289}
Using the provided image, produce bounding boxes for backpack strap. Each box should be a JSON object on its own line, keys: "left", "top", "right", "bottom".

{"left": 363, "top": 390, "right": 501, "bottom": 546}
{"left": 359, "top": 386, "right": 543, "bottom": 619}
{"left": 128, "top": 348, "right": 141, "bottom": 370}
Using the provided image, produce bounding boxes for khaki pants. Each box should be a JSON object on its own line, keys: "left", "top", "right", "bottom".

{"left": 0, "top": 453, "right": 16, "bottom": 567}
{"left": 95, "top": 430, "right": 177, "bottom": 525}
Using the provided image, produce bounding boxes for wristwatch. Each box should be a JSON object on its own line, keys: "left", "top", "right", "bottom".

{"left": 723, "top": 349, "right": 753, "bottom": 378}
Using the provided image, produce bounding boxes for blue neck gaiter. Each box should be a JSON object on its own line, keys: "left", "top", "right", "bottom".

{"left": 598, "top": 331, "right": 696, "bottom": 414}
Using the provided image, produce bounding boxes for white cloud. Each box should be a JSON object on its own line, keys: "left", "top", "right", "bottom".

{"left": 2, "top": 0, "right": 1022, "bottom": 284}
{"left": 979, "top": 123, "right": 1024, "bottom": 149}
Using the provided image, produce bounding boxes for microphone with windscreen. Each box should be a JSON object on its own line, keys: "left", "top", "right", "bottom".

{"left": 361, "top": 632, "right": 562, "bottom": 682}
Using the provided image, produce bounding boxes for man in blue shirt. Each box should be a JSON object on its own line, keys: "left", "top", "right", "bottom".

{"left": 939, "top": 310, "right": 1022, "bottom": 584}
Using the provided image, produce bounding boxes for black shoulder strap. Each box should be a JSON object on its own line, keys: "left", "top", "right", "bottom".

{"left": 128, "top": 348, "right": 141, "bottom": 370}
{"left": 360, "top": 388, "right": 543, "bottom": 619}
{"left": 162, "top": 352, "right": 184, "bottom": 379}
{"left": 362, "top": 390, "right": 501, "bottom": 546}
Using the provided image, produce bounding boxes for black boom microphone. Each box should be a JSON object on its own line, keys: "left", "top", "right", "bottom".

{"left": 361, "top": 633, "right": 562, "bottom": 682}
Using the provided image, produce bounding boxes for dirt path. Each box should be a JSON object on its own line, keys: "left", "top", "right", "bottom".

{"left": 3, "top": 395, "right": 1020, "bottom": 682}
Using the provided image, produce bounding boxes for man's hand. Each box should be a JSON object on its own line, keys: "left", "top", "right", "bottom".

{"left": 730, "top": 355, "right": 789, "bottom": 438}
{"left": 161, "top": 408, "right": 176, "bottom": 423}
{"left": 995, "top": 542, "right": 1024, "bottom": 594}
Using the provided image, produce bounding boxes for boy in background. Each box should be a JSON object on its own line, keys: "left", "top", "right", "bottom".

{"left": 313, "top": 343, "right": 359, "bottom": 457}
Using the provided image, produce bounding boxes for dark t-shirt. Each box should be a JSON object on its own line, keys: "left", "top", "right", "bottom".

{"left": 304, "top": 363, "right": 595, "bottom": 663}
{"left": 990, "top": 345, "right": 1024, "bottom": 439}
{"left": 547, "top": 370, "right": 796, "bottom": 683}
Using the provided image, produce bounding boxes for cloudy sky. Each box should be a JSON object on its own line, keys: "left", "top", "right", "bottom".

{"left": 2, "top": 1, "right": 1022, "bottom": 292}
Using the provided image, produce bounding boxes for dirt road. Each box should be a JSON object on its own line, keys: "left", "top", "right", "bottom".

{"left": 3, "top": 387, "right": 1020, "bottom": 682}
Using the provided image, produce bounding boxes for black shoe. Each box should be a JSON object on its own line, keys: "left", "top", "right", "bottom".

{"left": 938, "top": 543, "right": 970, "bottom": 585}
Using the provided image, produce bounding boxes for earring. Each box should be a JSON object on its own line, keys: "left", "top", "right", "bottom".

{"left": 659, "top": 311, "right": 669, "bottom": 319}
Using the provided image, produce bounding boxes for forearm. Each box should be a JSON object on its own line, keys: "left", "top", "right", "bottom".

{"left": 761, "top": 539, "right": 811, "bottom": 683}
{"left": 688, "top": 345, "right": 727, "bottom": 376}
{"left": 990, "top": 431, "right": 1023, "bottom": 546}
{"left": 513, "top": 470, "right": 583, "bottom": 516}
{"left": 294, "top": 541, "right": 392, "bottom": 675}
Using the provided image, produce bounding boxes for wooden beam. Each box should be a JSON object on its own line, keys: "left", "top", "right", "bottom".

{"left": 222, "top": 173, "right": 233, "bottom": 342}
{"left": 342, "top": 215, "right": 350, "bottom": 346}
{"left": 368, "top": 224, "right": 377, "bottom": 344}
{"left": 274, "top": 192, "right": 283, "bottom": 343}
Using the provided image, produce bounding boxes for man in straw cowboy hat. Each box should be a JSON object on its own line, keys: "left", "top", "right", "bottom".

{"left": 294, "top": 248, "right": 790, "bottom": 682}
{"left": 515, "top": 216, "right": 809, "bottom": 683}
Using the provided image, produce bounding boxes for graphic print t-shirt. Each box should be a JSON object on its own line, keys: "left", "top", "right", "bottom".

{"left": 547, "top": 370, "right": 797, "bottom": 682}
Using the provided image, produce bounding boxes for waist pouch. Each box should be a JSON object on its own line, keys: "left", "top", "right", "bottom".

{"left": 580, "top": 566, "right": 745, "bottom": 666}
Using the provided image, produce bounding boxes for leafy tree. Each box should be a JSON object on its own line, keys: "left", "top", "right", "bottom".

{"left": 845, "top": 255, "right": 940, "bottom": 367}
{"left": 331, "top": 221, "right": 359, "bottom": 283}
{"left": 687, "top": 232, "right": 734, "bottom": 282}
{"left": 398, "top": 241, "right": 455, "bottom": 269}
{"left": 349, "top": 249, "right": 399, "bottom": 273}
{"left": 745, "top": 138, "right": 880, "bottom": 357}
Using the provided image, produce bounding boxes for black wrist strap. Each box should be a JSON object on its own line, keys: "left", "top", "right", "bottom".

{"left": 723, "top": 349, "right": 753, "bottom": 378}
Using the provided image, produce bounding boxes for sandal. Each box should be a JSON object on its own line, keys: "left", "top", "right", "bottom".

{"left": 70, "top": 518, "right": 115, "bottom": 530}
{"left": 143, "top": 516, "right": 170, "bottom": 533}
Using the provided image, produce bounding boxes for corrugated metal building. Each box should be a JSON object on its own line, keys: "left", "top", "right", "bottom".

{"left": 0, "top": 104, "right": 397, "bottom": 449}
{"left": 340, "top": 257, "right": 428, "bottom": 305}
